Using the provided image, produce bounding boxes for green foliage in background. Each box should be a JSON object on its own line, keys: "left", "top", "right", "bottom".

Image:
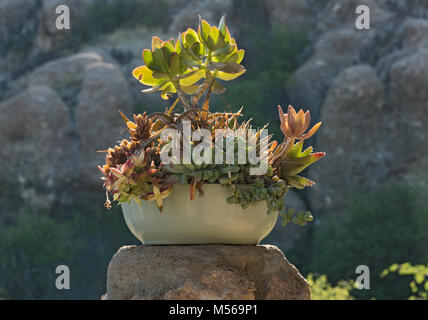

{"left": 308, "top": 262, "right": 428, "bottom": 300}
{"left": 381, "top": 263, "right": 428, "bottom": 300}
{"left": 290, "top": 185, "right": 428, "bottom": 300}
{"left": 308, "top": 274, "right": 355, "bottom": 300}
{"left": 0, "top": 192, "right": 137, "bottom": 299}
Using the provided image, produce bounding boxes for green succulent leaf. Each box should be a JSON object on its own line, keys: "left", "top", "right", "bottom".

{"left": 153, "top": 47, "right": 167, "bottom": 73}
{"left": 179, "top": 69, "right": 204, "bottom": 86}
{"left": 218, "top": 15, "right": 227, "bottom": 36}
{"left": 142, "top": 49, "right": 156, "bottom": 70}
{"left": 285, "top": 175, "right": 315, "bottom": 189}
{"left": 185, "top": 28, "right": 199, "bottom": 46}
{"left": 198, "top": 16, "right": 211, "bottom": 45}
{"left": 190, "top": 42, "right": 205, "bottom": 59}
{"left": 151, "top": 36, "right": 162, "bottom": 50}
{"left": 219, "top": 62, "right": 245, "bottom": 74}
{"left": 132, "top": 66, "right": 162, "bottom": 86}
{"left": 215, "top": 69, "right": 246, "bottom": 81}
{"left": 169, "top": 52, "right": 180, "bottom": 75}
{"left": 181, "top": 84, "right": 200, "bottom": 95}
{"left": 281, "top": 154, "right": 324, "bottom": 176}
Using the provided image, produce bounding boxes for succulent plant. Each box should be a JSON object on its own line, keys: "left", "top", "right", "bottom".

{"left": 99, "top": 16, "right": 325, "bottom": 226}
{"left": 132, "top": 16, "right": 245, "bottom": 108}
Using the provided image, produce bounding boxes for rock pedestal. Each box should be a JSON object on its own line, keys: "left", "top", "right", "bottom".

{"left": 104, "top": 245, "right": 310, "bottom": 300}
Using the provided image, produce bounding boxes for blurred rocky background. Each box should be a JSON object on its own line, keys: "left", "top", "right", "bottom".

{"left": 0, "top": 0, "right": 427, "bottom": 299}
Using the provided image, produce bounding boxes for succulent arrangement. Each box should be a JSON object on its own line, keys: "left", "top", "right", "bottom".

{"left": 99, "top": 16, "right": 325, "bottom": 227}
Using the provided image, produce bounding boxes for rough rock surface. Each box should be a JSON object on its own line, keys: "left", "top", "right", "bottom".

{"left": 0, "top": 85, "right": 73, "bottom": 208}
{"left": 4, "top": 51, "right": 133, "bottom": 190}
{"left": 310, "top": 65, "right": 386, "bottom": 213}
{"left": 167, "top": 0, "right": 233, "bottom": 34}
{"left": 265, "top": 0, "right": 313, "bottom": 29}
{"left": 286, "top": 29, "right": 373, "bottom": 119}
{"left": 315, "top": 0, "right": 394, "bottom": 33}
{"left": 75, "top": 61, "right": 132, "bottom": 187}
{"left": 26, "top": 52, "right": 104, "bottom": 90}
{"left": 105, "top": 245, "right": 310, "bottom": 300}
{"left": 385, "top": 48, "right": 428, "bottom": 186}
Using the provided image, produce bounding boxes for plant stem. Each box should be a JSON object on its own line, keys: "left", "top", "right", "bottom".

{"left": 172, "top": 81, "right": 191, "bottom": 110}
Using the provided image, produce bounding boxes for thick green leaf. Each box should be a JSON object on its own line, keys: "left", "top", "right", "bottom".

{"left": 215, "top": 69, "right": 246, "bottom": 81}
{"left": 236, "top": 49, "right": 245, "bottom": 63}
{"left": 180, "top": 49, "right": 198, "bottom": 68}
{"left": 132, "top": 66, "right": 162, "bottom": 86}
{"left": 286, "top": 175, "right": 315, "bottom": 189}
{"left": 287, "top": 141, "right": 304, "bottom": 159}
{"left": 218, "top": 15, "right": 226, "bottom": 36}
{"left": 206, "top": 35, "right": 217, "bottom": 51}
{"left": 142, "top": 79, "right": 170, "bottom": 93}
{"left": 198, "top": 17, "right": 211, "bottom": 45}
{"left": 161, "top": 45, "right": 172, "bottom": 68}
{"left": 209, "top": 26, "right": 226, "bottom": 51}
{"left": 167, "top": 38, "right": 176, "bottom": 47}
{"left": 185, "top": 28, "right": 199, "bottom": 46}
{"left": 153, "top": 47, "right": 167, "bottom": 73}
{"left": 179, "top": 69, "right": 204, "bottom": 86}
{"left": 181, "top": 84, "right": 200, "bottom": 94}
{"left": 281, "top": 153, "right": 324, "bottom": 176}
{"left": 160, "top": 83, "right": 176, "bottom": 100}
{"left": 151, "top": 36, "right": 162, "bottom": 50}
{"left": 211, "top": 44, "right": 235, "bottom": 58}
{"left": 142, "top": 49, "right": 154, "bottom": 67}
{"left": 152, "top": 71, "right": 169, "bottom": 79}
{"left": 190, "top": 42, "right": 205, "bottom": 59}
{"left": 163, "top": 40, "right": 175, "bottom": 54}
{"left": 169, "top": 52, "right": 180, "bottom": 75}
{"left": 219, "top": 62, "right": 245, "bottom": 74}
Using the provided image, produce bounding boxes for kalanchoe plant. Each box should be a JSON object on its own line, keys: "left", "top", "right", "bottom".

{"left": 99, "top": 16, "right": 325, "bottom": 227}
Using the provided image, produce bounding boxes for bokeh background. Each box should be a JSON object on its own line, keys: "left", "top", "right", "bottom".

{"left": 0, "top": 0, "right": 427, "bottom": 299}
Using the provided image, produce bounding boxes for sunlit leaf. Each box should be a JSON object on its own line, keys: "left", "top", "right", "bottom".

{"left": 151, "top": 36, "right": 162, "bottom": 50}
{"left": 216, "top": 69, "right": 246, "bottom": 81}
{"left": 198, "top": 16, "right": 211, "bottom": 45}
{"left": 218, "top": 15, "right": 226, "bottom": 36}
{"left": 169, "top": 52, "right": 180, "bottom": 75}
{"left": 181, "top": 84, "right": 200, "bottom": 94}
{"left": 132, "top": 66, "right": 162, "bottom": 86}
{"left": 179, "top": 69, "right": 204, "bottom": 86}
{"left": 153, "top": 47, "right": 167, "bottom": 73}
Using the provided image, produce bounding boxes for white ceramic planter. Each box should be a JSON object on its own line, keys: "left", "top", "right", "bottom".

{"left": 121, "top": 184, "right": 278, "bottom": 245}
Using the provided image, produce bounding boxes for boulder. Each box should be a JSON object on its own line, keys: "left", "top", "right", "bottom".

{"left": 265, "top": 0, "right": 313, "bottom": 29}
{"left": 399, "top": 18, "right": 428, "bottom": 48}
{"left": 0, "top": 85, "right": 73, "bottom": 208}
{"left": 316, "top": 0, "right": 393, "bottom": 33}
{"left": 167, "top": 0, "right": 233, "bottom": 34}
{"left": 105, "top": 245, "right": 310, "bottom": 300}
{"left": 286, "top": 29, "right": 373, "bottom": 120}
{"left": 26, "top": 52, "right": 104, "bottom": 91}
{"left": 385, "top": 48, "right": 428, "bottom": 186}
{"left": 33, "top": 0, "right": 98, "bottom": 53}
{"left": 309, "top": 65, "right": 386, "bottom": 214}
{"left": 75, "top": 61, "right": 132, "bottom": 187}
{"left": 15, "top": 51, "right": 133, "bottom": 188}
